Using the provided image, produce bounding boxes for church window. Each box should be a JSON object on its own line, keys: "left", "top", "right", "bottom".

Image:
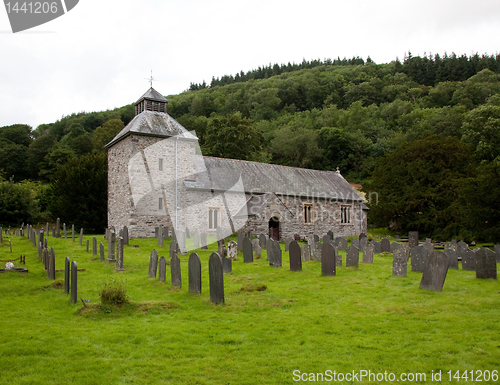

{"left": 303, "top": 203, "right": 313, "bottom": 223}
{"left": 208, "top": 207, "right": 221, "bottom": 229}
{"left": 341, "top": 206, "right": 351, "bottom": 224}
{"left": 159, "top": 158, "right": 163, "bottom": 171}
{"left": 159, "top": 198, "right": 163, "bottom": 210}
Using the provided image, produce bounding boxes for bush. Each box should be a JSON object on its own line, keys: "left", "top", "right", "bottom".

{"left": 99, "top": 279, "right": 128, "bottom": 306}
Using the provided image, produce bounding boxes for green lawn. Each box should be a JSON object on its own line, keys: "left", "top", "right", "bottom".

{"left": 0, "top": 233, "right": 499, "bottom": 384}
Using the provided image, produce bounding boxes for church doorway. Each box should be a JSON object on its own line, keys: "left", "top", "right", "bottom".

{"left": 268, "top": 216, "right": 280, "bottom": 241}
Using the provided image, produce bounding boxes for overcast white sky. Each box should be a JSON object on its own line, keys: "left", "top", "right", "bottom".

{"left": 1, "top": 0, "right": 499, "bottom": 129}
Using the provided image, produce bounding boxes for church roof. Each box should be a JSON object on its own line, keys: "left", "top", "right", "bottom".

{"left": 135, "top": 87, "right": 169, "bottom": 104}
{"left": 187, "top": 156, "right": 364, "bottom": 202}
{"left": 105, "top": 110, "right": 197, "bottom": 148}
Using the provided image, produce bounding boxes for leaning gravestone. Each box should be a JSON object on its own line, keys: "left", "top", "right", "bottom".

{"left": 410, "top": 246, "right": 427, "bottom": 272}
{"left": 346, "top": 245, "right": 359, "bottom": 267}
{"left": 70, "top": 261, "right": 78, "bottom": 304}
{"left": 321, "top": 242, "right": 336, "bottom": 276}
{"left": 475, "top": 248, "right": 497, "bottom": 279}
{"left": 301, "top": 244, "right": 311, "bottom": 262}
{"left": 226, "top": 240, "right": 237, "bottom": 260}
{"left": 64, "top": 257, "right": 70, "bottom": 294}
{"left": 381, "top": 238, "right": 390, "bottom": 253}
{"left": 201, "top": 232, "right": 208, "bottom": 249}
{"left": 392, "top": 247, "right": 407, "bottom": 277}
{"left": 171, "top": 253, "right": 182, "bottom": 288}
{"left": 443, "top": 248, "right": 458, "bottom": 270}
{"left": 408, "top": 231, "right": 419, "bottom": 249}
{"left": 188, "top": 253, "right": 202, "bottom": 293}
{"left": 100, "top": 242, "right": 105, "bottom": 262}
{"left": 243, "top": 237, "right": 253, "bottom": 263}
{"left": 217, "top": 239, "right": 227, "bottom": 259}
{"left": 461, "top": 249, "right": 476, "bottom": 271}
{"left": 158, "top": 256, "right": 166, "bottom": 282}
{"left": 363, "top": 245, "right": 374, "bottom": 263}
{"left": 289, "top": 241, "right": 302, "bottom": 272}
{"left": 420, "top": 251, "right": 449, "bottom": 291}
{"left": 148, "top": 249, "right": 159, "bottom": 278}
{"left": 209, "top": 253, "right": 224, "bottom": 304}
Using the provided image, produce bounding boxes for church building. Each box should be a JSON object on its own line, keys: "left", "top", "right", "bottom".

{"left": 105, "top": 87, "right": 367, "bottom": 242}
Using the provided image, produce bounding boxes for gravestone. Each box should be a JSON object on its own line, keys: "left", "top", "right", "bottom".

{"left": 237, "top": 232, "right": 245, "bottom": 251}
{"left": 327, "top": 230, "right": 334, "bottom": 240}
{"left": 270, "top": 240, "right": 282, "bottom": 268}
{"left": 266, "top": 238, "right": 273, "bottom": 261}
{"left": 48, "top": 249, "right": 55, "bottom": 280}
{"left": 495, "top": 244, "right": 500, "bottom": 263}
{"left": 70, "top": 261, "right": 77, "bottom": 304}
{"left": 301, "top": 244, "right": 311, "bottom": 262}
{"left": 321, "top": 242, "right": 336, "bottom": 276}
{"left": 92, "top": 237, "right": 97, "bottom": 256}
{"left": 346, "top": 245, "right": 359, "bottom": 267}
{"left": 289, "top": 241, "right": 302, "bottom": 272}
{"left": 201, "top": 232, "right": 208, "bottom": 249}
{"left": 163, "top": 226, "right": 169, "bottom": 239}
{"left": 444, "top": 248, "right": 458, "bottom": 270}
{"left": 390, "top": 242, "right": 399, "bottom": 253}
{"left": 461, "top": 249, "right": 475, "bottom": 271}
{"left": 86, "top": 240, "right": 89, "bottom": 253}
{"left": 178, "top": 231, "right": 186, "bottom": 254}
{"left": 371, "top": 240, "right": 382, "bottom": 254}
{"left": 423, "top": 239, "right": 434, "bottom": 254}
{"left": 216, "top": 226, "right": 223, "bottom": 241}
{"left": 158, "top": 226, "right": 164, "bottom": 247}
{"left": 259, "top": 234, "right": 267, "bottom": 249}
{"left": 221, "top": 255, "right": 232, "bottom": 273}
{"left": 158, "top": 256, "right": 166, "bottom": 282}
{"left": 209, "top": 253, "right": 224, "bottom": 304}
{"left": 420, "top": 251, "right": 449, "bottom": 291}
{"left": 381, "top": 238, "right": 390, "bottom": 253}
{"left": 335, "top": 237, "right": 347, "bottom": 251}
{"left": 171, "top": 253, "right": 182, "bottom": 288}
{"left": 64, "top": 257, "right": 70, "bottom": 294}
{"left": 107, "top": 229, "right": 116, "bottom": 262}
{"left": 243, "top": 237, "right": 253, "bottom": 263}
{"left": 312, "top": 242, "right": 322, "bottom": 261}
{"left": 185, "top": 227, "right": 190, "bottom": 239}
{"left": 227, "top": 240, "right": 237, "bottom": 260}
{"left": 217, "top": 239, "right": 227, "bottom": 259}
{"left": 351, "top": 238, "right": 360, "bottom": 248}
{"left": 63, "top": 223, "right": 67, "bottom": 239}
{"left": 123, "top": 226, "right": 129, "bottom": 246}
{"left": 188, "top": 253, "right": 202, "bottom": 293}
{"left": 252, "top": 240, "right": 262, "bottom": 258}
{"left": 408, "top": 231, "right": 419, "bottom": 248}
{"left": 450, "top": 239, "right": 458, "bottom": 251}
{"left": 362, "top": 245, "right": 374, "bottom": 264}
{"left": 148, "top": 249, "right": 159, "bottom": 278}
{"left": 314, "top": 234, "right": 319, "bottom": 243}
{"left": 79, "top": 228, "right": 84, "bottom": 246}
{"left": 170, "top": 240, "right": 178, "bottom": 260}
{"left": 100, "top": 242, "right": 105, "bottom": 262}
{"left": 322, "top": 235, "right": 331, "bottom": 245}
{"left": 193, "top": 231, "right": 199, "bottom": 249}
{"left": 392, "top": 247, "right": 407, "bottom": 277}
{"left": 411, "top": 246, "right": 427, "bottom": 272}
{"left": 457, "top": 240, "right": 468, "bottom": 258}
{"left": 284, "top": 237, "right": 293, "bottom": 252}
{"left": 475, "top": 248, "right": 497, "bottom": 279}
{"left": 72, "top": 224, "right": 75, "bottom": 241}
{"left": 359, "top": 237, "right": 368, "bottom": 252}
{"left": 359, "top": 233, "right": 367, "bottom": 241}
{"left": 116, "top": 237, "right": 125, "bottom": 271}
{"left": 56, "top": 218, "right": 60, "bottom": 238}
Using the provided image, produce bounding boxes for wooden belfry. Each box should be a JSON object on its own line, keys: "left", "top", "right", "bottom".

{"left": 135, "top": 71, "right": 168, "bottom": 115}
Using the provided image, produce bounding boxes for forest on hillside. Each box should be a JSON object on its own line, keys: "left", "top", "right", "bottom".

{"left": 1, "top": 53, "right": 500, "bottom": 241}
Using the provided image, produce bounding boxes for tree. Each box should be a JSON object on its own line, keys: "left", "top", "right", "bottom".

{"left": 367, "top": 135, "right": 475, "bottom": 239}
{"left": 0, "top": 178, "right": 46, "bottom": 226}
{"left": 92, "top": 119, "right": 124, "bottom": 151}
{"left": 26, "top": 134, "right": 57, "bottom": 179}
{"left": 49, "top": 152, "right": 108, "bottom": 233}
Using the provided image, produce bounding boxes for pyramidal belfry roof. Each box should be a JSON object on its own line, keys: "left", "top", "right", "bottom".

{"left": 135, "top": 87, "right": 169, "bottom": 104}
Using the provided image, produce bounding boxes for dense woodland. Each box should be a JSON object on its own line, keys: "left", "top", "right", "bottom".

{"left": 1, "top": 53, "right": 500, "bottom": 241}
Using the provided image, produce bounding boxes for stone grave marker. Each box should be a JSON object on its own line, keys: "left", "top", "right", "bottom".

{"left": 209, "top": 253, "right": 224, "bottom": 304}
{"left": 314, "top": 234, "right": 320, "bottom": 243}
{"left": 56, "top": 218, "right": 60, "bottom": 238}
{"left": 217, "top": 239, "right": 227, "bottom": 259}
{"left": 158, "top": 256, "right": 166, "bottom": 282}
{"left": 420, "top": 251, "right": 449, "bottom": 291}
{"left": 70, "top": 261, "right": 77, "bottom": 304}
{"left": 313, "top": 242, "right": 322, "bottom": 261}
{"left": 148, "top": 249, "right": 159, "bottom": 278}
{"left": 475, "top": 248, "right": 497, "bottom": 279}
{"left": 86, "top": 240, "right": 89, "bottom": 253}
{"left": 359, "top": 233, "right": 367, "bottom": 240}
{"left": 461, "top": 249, "right": 475, "bottom": 271}
{"left": 193, "top": 230, "right": 200, "bottom": 249}
{"left": 457, "top": 240, "right": 468, "bottom": 257}
{"left": 170, "top": 240, "right": 178, "bottom": 260}
{"left": 171, "top": 253, "right": 182, "bottom": 288}
{"left": 243, "top": 237, "right": 253, "bottom": 263}
{"left": 270, "top": 239, "right": 282, "bottom": 268}
{"left": 259, "top": 234, "right": 267, "bottom": 249}
{"left": 301, "top": 244, "right": 311, "bottom": 262}
{"left": 411, "top": 246, "right": 427, "bottom": 272}
{"left": 158, "top": 226, "right": 164, "bottom": 247}
{"left": 123, "top": 226, "right": 129, "bottom": 246}
{"left": 450, "top": 239, "right": 458, "bottom": 251}
{"left": 64, "top": 257, "right": 70, "bottom": 294}
{"left": 63, "top": 223, "right": 67, "bottom": 239}
{"left": 443, "top": 248, "right": 458, "bottom": 270}
{"left": 71, "top": 224, "right": 75, "bottom": 242}
{"left": 188, "top": 253, "right": 202, "bottom": 293}
{"left": 371, "top": 240, "right": 382, "bottom": 254}
{"left": 495, "top": 244, "right": 500, "bottom": 263}
{"left": 284, "top": 237, "right": 293, "bottom": 252}
{"left": 79, "top": 228, "right": 83, "bottom": 246}
{"left": 289, "top": 241, "right": 302, "bottom": 272}
{"left": 322, "top": 235, "right": 331, "bottom": 245}
{"left": 266, "top": 238, "right": 273, "bottom": 261}
{"left": 392, "top": 247, "right": 407, "bottom": 277}
{"left": 423, "top": 239, "right": 434, "bottom": 255}
{"left": 100, "top": 242, "right": 105, "bottom": 262}
{"left": 381, "top": 238, "right": 390, "bottom": 253}
{"left": 92, "top": 237, "right": 97, "bottom": 256}
{"left": 237, "top": 232, "right": 245, "bottom": 251}
{"left": 48, "top": 248, "right": 55, "bottom": 280}
{"left": 116, "top": 237, "right": 125, "bottom": 271}
{"left": 390, "top": 242, "right": 399, "bottom": 253}
{"left": 335, "top": 237, "right": 347, "bottom": 251}
{"left": 346, "top": 245, "right": 359, "bottom": 267}
{"left": 327, "top": 230, "right": 334, "bottom": 240}
{"left": 221, "top": 255, "right": 232, "bottom": 273}
{"left": 359, "top": 237, "right": 368, "bottom": 252}
{"left": 362, "top": 245, "right": 374, "bottom": 263}
{"left": 321, "top": 242, "right": 336, "bottom": 276}
{"left": 108, "top": 229, "right": 116, "bottom": 262}
{"left": 408, "top": 231, "right": 419, "bottom": 248}
{"left": 227, "top": 240, "right": 237, "bottom": 260}
{"left": 351, "top": 238, "right": 360, "bottom": 248}
{"left": 201, "top": 232, "right": 208, "bottom": 249}
{"left": 185, "top": 227, "right": 190, "bottom": 239}
{"left": 163, "top": 226, "right": 169, "bottom": 239}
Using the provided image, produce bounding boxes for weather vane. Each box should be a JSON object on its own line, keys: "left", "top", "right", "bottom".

{"left": 146, "top": 70, "right": 156, "bottom": 88}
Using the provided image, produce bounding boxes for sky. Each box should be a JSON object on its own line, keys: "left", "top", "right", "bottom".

{"left": 1, "top": 0, "right": 500, "bottom": 129}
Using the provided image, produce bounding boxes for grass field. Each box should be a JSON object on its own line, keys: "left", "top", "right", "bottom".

{"left": 0, "top": 232, "right": 499, "bottom": 384}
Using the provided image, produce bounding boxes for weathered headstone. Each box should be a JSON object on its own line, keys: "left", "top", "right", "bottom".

{"left": 408, "top": 231, "right": 419, "bottom": 249}
{"left": 461, "top": 249, "right": 475, "bottom": 271}
{"left": 100, "top": 242, "right": 105, "bottom": 262}
{"left": 243, "top": 237, "right": 253, "bottom": 263}
{"left": 443, "top": 248, "right": 458, "bottom": 270}
{"left": 185, "top": 227, "right": 191, "bottom": 239}
{"left": 289, "top": 241, "right": 302, "bottom": 272}
{"left": 423, "top": 238, "right": 434, "bottom": 255}
{"left": 188, "top": 253, "right": 202, "bottom": 293}
{"left": 301, "top": 244, "right": 311, "bottom": 262}
{"left": 327, "top": 230, "right": 334, "bottom": 240}
{"left": 495, "top": 244, "right": 500, "bottom": 263}
{"left": 92, "top": 237, "right": 97, "bottom": 256}
{"left": 71, "top": 224, "right": 75, "bottom": 242}
{"left": 158, "top": 226, "right": 164, "bottom": 247}
{"left": 359, "top": 232, "right": 367, "bottom": 241}
{"left": 457, "top": 240, "right": 469, "bottom": 258}
{"left": 79, "top": 228, "right": 84, "bottom": 246}
{"left": 252, "top": 239, "right": 262, "bottom": 258}
{"left": 335, "top": 237, "right": 347, "bottom": 251}
{"left": 64, "top": 257, "right": 70, "bottom": 294}
{"left": 410, "top": 246, "right": 427, "bottom": 272}
{"left": 420, "top": 251, "right": 449, "bottom": 291}
{"left": 259, "top": 234, "right": 267, "bottom": 249}
{"left": 170, "top": 240, "right": 178, "bottom": 260}
{"left": 284, "top": 237, "right": 293, "bottom": 252}
{"left": 107, "top": 229, "right": 116, "bottom": 262}
{"left": 351, "top": 238, "right": 360, "bottom": 249}
{"left": 381, "top": 238, "right": 390, "bottom": 253}
{"left": 270, "top": 239, "right": 282, "bottom": 267}
{"left": 122, "top": 226, "right": 129, "bottom": 246}
{"left": 217, "top": 239, "right": 227, "bottom": 259}
{"left": 158, "top": 256, "right": 166, "bottom": 282}
{"left": 392, "top": 247, "right": 407, "bottom": 277}
{"left": 363, "top": 245, "right": 374, "bottom": 263}
{"left": 475, "top": 248, "right": 497, "bottom": 279}
{"left": 237, "top": 232, "right": 245, "bottom": 251}
{"left": 314, "top": 234, "right": 320, "bottom": 243}
{"left": 148, "top": 249, "right": 159, "bottom": 278}
{"left": 56, "top": 218, "right": 60, "bottom": 238}
{"left": 48, "top": 248, "right": 55, "bottom": 280}
{"left": 171, "top": 253, "right": 182, "bottom": 288}
{"left": 193, "top": 230, "right": 199, "bottom": 249}
{"left": 359, "top": 237, "right": 368, "bottom": 252}
{"left": 221, "top": 255, "right": 232, "bottom": 273}
{"left": 63, "top": 223, "right": 67, "bottom": 239}
{"left": 312, "top": 242, "right": 322, "bottom": 261}
{"left": 227, "top": 240, "right": 237, "bottom": 260}
{"left": 346, "top": 245, "right": 359, "bottom": 267}
{"left": 201, "top": 232, "right": 208, "bottom": 249}
{"left": 116, "top": 237, "right": 125, "bottom": 271}
{"left": 371, "top": 240, "right": 382, "bottom": 254}
{"left": 70, "top": 261, "right": 77, "bottom": 304}
{"left": 209, "top": 252, "right": 224, "bottom": 304}
{"left": 321, "top": 242, "right": 336, "bottom": 276}
{"left": 86, "top": 240, "right": 89, "bottom": 253}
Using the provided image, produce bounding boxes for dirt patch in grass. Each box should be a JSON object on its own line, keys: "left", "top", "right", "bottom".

{"left": 239, "top": 284, "right": 267, "bottom": 292}
{"left": 77, "top": 301, "right": 178, "bottom": 317}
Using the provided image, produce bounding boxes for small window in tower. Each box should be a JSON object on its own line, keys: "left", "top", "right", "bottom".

{"left": 159, "top": 158, "right": 163, "bottom": 171}
{"left": 341, "top": 205, "right": 351, "bottom": 224}
{"left": 159, "top": 198, "right": 163, "bottom": 210}
{"left": 208, "top": 207, "right": 222, "bottom": 229}
{"left": 303, "top": 203, "right": 313, "bottom": 224}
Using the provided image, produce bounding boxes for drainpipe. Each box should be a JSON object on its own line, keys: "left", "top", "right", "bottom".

{"left": 175, "top": 136, "right": 178, "bottom": 235}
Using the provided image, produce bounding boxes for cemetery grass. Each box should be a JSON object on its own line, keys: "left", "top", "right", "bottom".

{"left": 1, "top": 235, "right": 499, "bottom": 385}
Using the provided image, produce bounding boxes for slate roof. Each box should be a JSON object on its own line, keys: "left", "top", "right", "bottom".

{"left": 135, "top": 87, "right": 169, "bottom": 104}
{"left": 105, "top": 110, "right": 197, "bottom": 148}
{"left": 187, "top": 156, "right": 364, "bottom": 202}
